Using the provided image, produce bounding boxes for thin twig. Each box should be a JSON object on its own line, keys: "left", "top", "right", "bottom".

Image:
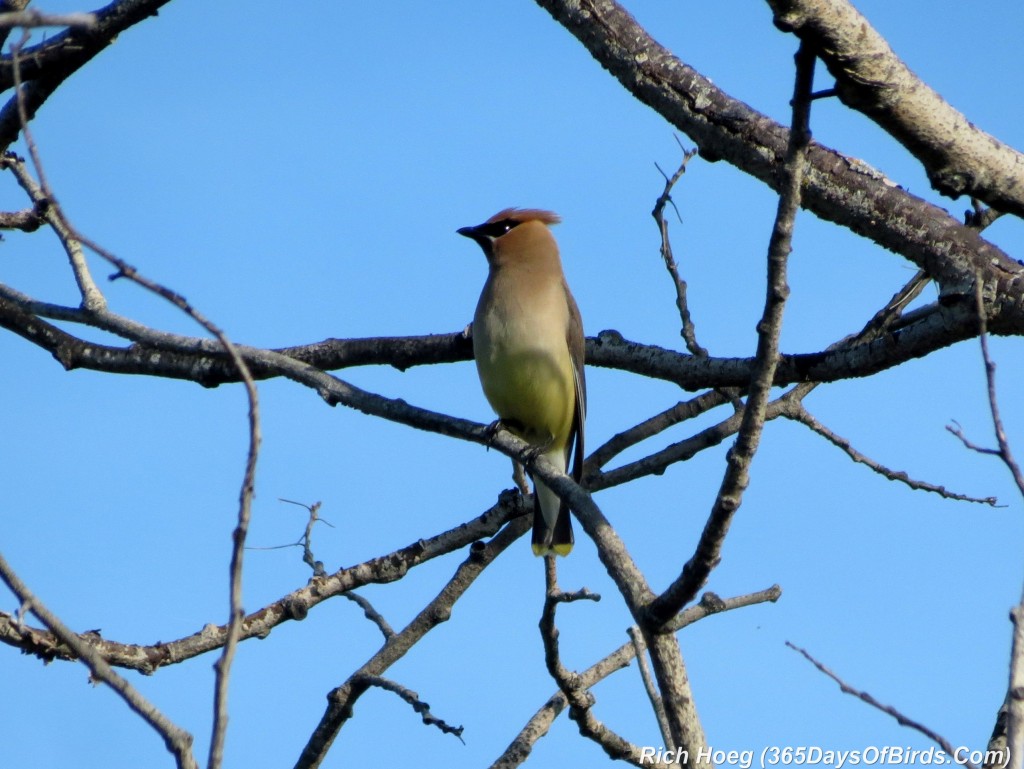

{"left": 652, "top": 138, "right": 704, "bottom": 356}
{"left": 591, "top": 393, "right": 793, "bottom": 492}
{"left": 855, "top": 269, "right": 931, "bottom": 339}
{"left": 628, "top": 627, "right": 673, "bottom": 750}
{"left": 787, "top": 642, "right": 979, "bottom": 769}
{"left": 539, "top": 558, "right": 650, "bottom": 766}
{"left": 947, "top": 421, "right": 1001, "bottom": 456}
{"left": 791, "top": 404, "right": 998, "bottom": 505}
{"left": 352, "top": 674, "right": 464, "bottom": 743}
{"left": 957, "top": 276, "right": 1024, "bottom": 769}
{"left": 491, "top": 585, "right": 780, "bottom": 769}
{"left": 0, "top": 493, "right": 528, "bottom": 672}
{"left": 970, "top": 277, "right": 1024, "bottom": 497}
{"left": 0, "top": 553, "right": 198, "bottom": 769}
{"left": 270, "top": 499, "right": 334, "bottom": 577}
{"left": 647, "top": 42, "right": 815, "bottom": 625}
{"left": 587, "top": 390, "right": 728, "bottom": 473}
{"left": 784, "top": 268, "right": 999, "bottom": 505}
{"left": 9, "top": 41, "right": 260, "bottom": 769}
{"left": 343, "top": 592, "right": 395, "bottom": 641}
{"left": 3, "top": 153, "right": 105, "bottom": 309}
{"left": 295, "top": 512, "right": 531, "bottom": 769}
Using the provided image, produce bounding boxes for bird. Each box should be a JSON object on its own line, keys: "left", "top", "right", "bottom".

{"left": 457, "top": 208, "right": 586, "bottom": 556}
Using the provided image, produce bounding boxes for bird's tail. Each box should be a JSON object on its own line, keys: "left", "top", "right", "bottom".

{"left": 531, "top": 478, "right": 574, "bottom": 557}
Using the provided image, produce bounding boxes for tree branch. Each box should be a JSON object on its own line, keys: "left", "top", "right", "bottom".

{"left": 539, "top": 558, "right": 653, "bottom": 766}
{"left": 490, "top": 585, "right": 781, "bottom": 769}
{"left": 653, "top": 140, "right": 705, "bottom": 356}
{"left": 294, "top": 511, "right": 531, "bottom": 769}
{"left": 957, "top": 278, "right": 1024, "bottom": 768}
{"left": 531, "top": 0, "right": 1024, "bottom": 309}
{"left": 628, "top": 626, "right": 673, "bottom": 750}
{"left": 349, "top": 675, "right": 465, "bottom": 743}
{"left": 647, "top": 41, "right": 815, "bottom": 625}
{"left": 0, "top": 493, "right": 526, "bottom": 671}
{"left": 5, "top": 278, "right": 1018, "bottom": 396}
{"left": 0, "top": 552, "right": 198, "bottom": 769}
{"left": 0, "top": 0, "right": 174, "bottom": 151}
{"left": 6, "top": 74, "right": 261, "bottom": 767}
{"left": 787, "top": 642, "right": 981, "bottom": 769}
{"left": 0, "top": 10, "right": 96, "bottom": 28}
{"left": 789, "top": 403, "right": 998, "bottom": 505}
{"left": 766, "top": 0, "right": 1024, "bottom": 217}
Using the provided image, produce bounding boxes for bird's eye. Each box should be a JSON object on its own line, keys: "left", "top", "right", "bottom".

{"left": 480, "top": 219, "right": 519, "bottom": 238}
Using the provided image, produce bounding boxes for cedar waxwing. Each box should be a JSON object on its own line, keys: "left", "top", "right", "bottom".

{"left": 458, "top": 208, "right": 586, "bottom": 556}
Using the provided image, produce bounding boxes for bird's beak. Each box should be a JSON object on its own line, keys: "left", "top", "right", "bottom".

{"left": 457, "top": 224, "right": 489, "bottom": 249}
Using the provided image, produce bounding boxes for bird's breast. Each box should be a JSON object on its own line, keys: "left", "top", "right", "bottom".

{"left": 473, "top": 277, "right": 575, "bottom": 447}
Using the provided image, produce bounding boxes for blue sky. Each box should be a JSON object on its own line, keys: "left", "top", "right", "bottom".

{"left": 3, "top": 1, "right": 1024, "bottom": 767}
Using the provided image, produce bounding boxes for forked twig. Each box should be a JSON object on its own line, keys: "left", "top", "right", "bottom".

{"left": 944, "top": 276, "right": 1024, "bottom": 769}
{"left": 8, "top": 37, "right": 260, "bottom": 769}
{"left": 653, "top": 138, "right": 704, "bottom": 356}
{"left": 647, "top": 42, "right": 816, "bottom": 625}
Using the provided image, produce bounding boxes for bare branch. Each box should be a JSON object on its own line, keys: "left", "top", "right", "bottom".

{"left": 787, "top": 642, "right": 981, "bottom": 769}
{"left": 2, "top": 281, "right": 1014, "bottom": 397}
{"left": 766, "top": 0, "right": 1024, "bottom": 217}
{"left": 648, "top": 42, "right": 815, "bottom": 625}
{"left": 789, "top": 403, "right": 998, "bottom": 505}
{"left": 0, "top": 200, "right": 43, "bottom": 230}
{"left": 343, "top": 592, "right": 395, "bottom": 641}
{"left": 351, "top": 675, "right": 464, "bottom": 743}
{"left": 531, "top": 0, "right": 1024, "bottom": 309}
{"left": 586, "top": 390, "right": 729, "bottom": 475}
{"left": 652, "top": 140, "right": 704, "bottom": 356}
{"left": 590, "top": 392, "right": 793, "bottom": 492}
{"left": 628, "top": 627, "right": 673, "bottom": 750}
{"left": 539, "top": 558, "right": 653, "bottom": 767}
{"left": 491, "top": 585, "right": 780, "bottom": 769}
{"left": 959, "top": 277, "right": 1024, "bottom": 769}
{"left": 0, "top": 0, "right": 175, "bottom": 152}
{"left": 0, "top": 552, "right": 198, "bottom": 769}
{"left": 2, "top": 153, "right": 106, "bottom": 310}
{"left": 970, "top": 280, "right": 1024, "bottom": 498}
{"left": 0, "top": 492, "right": 527, "bottom": 671}
{"left": 260, "top": 500, "right": 397, "bottom": 643}
{"left": 503, "top": 429, "right": 711, "bottom": 760}
{"left": 0, "top": 10, "right": 96, "bottom": 28}
{"left": 854, "top": 270, "right": 931, "bottom": 340}
{"left": 947, "top": 421, "right": 1002, "bottom": 457}
{"left": 9, "top": 42, "right": 261, "bottom": 769}
{"left": 669, "top": 585, "right": 782, "bottom": 633}
{"left": 294, "top": 512, "right": 531, "bottom": 769}
{"left": 269, "top": 499, "right": 333, "bottom": 577}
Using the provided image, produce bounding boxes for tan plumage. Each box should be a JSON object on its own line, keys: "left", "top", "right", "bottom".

{"left": 458, "top": 208, "right": 586, "bottom": 556}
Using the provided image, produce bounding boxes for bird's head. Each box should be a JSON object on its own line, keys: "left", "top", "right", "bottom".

{"left": 457, "top": 208, "right": 561, "bottom": 264}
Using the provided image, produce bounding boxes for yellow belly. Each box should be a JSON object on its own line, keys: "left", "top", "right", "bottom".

{"left": 475, "top": 345, "right": 574, "bottom": 449}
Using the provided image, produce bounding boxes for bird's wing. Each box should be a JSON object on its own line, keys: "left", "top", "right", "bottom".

{"left": 565, "top": 284, "right": 586, "bottom": 484}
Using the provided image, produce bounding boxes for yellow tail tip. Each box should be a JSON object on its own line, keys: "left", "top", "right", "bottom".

{"left": 532, "top": 543, "right": 573, "bottom": 557}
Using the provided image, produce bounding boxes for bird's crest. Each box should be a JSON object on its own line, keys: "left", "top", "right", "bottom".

{"left": 485, "top": 208, "right": 561, "bottom": 226}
